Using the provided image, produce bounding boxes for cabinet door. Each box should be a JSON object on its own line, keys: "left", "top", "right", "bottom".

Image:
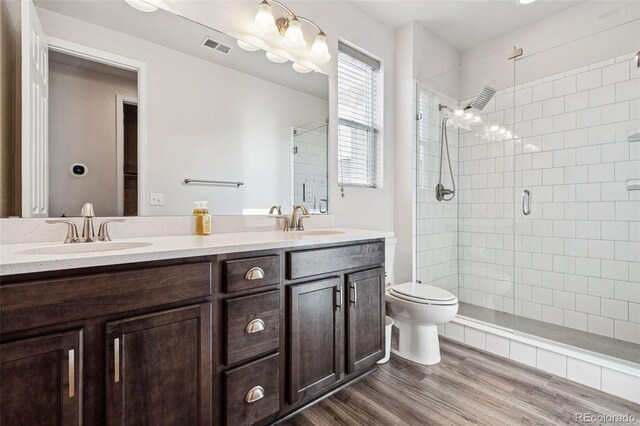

{"left": 1, "top": 329, "right": 82, "bottom": 426}
{"left": 288, "top": 277, "right": 341, "bottom": 404}
{"left": 346, "top": 268, "right": 385, "bottom": 374}
{"left": 106, "top": 303, "right": 212, "bottom": 426}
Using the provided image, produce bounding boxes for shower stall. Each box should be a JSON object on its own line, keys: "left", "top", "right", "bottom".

{"left": 414, "top": 10, "right": 640, "bottom": 375}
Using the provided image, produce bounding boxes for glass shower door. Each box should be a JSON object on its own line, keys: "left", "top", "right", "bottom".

{"left": 415, "top": 48, "right": 517, "bottom": 327}
{"left": 511, "top": 15, "right": 640, "bottom": 358}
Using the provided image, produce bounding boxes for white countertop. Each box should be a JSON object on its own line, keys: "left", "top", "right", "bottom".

{"left": 0, "top": 228, "right": 393, "bottom": 276}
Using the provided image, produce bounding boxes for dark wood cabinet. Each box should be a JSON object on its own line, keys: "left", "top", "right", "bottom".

{"left": 287, "top": 277, "right": 342, "bottom": 404}
{"left": 0, "top": 329, "right": 83, "bottom": 426}
{"left": 346, "top": 268, "right": 385, "bottom": 373}
{"left": 106, "top": 303, "right": 212, "bottom": 426}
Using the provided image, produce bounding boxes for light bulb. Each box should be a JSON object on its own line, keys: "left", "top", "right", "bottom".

{"left": 266, "top": 51, "right": 288, "bottom": 63}
{"left": 283, "top": 18, "right": 306, "bottom": 49}
{"left": 454, "top": 109, "right": 464, "bottom": 117}
{"left": 253, "top": 1, "right": 276, "bottom": 35}
{"left": 292, "top": 63, "right": 312, "bottom": 73}
{"left": 310, "top": 33, "right": 331, "bottom": 63}
{"left": 237, "top": 40, "right": 260, "bottom": 51}
{"left": 124, "top": 0, "right": 158, "bottom": 12}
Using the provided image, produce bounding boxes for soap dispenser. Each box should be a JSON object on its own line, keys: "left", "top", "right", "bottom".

{"left": 193, "top": 201, "right": 212, "bottom": 235}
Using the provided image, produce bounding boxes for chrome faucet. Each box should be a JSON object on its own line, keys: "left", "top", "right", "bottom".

{"left": 291, "top": 205, "right": 310, "bottom": 231}
{"left": 79, "top": 203, "right": 96, "bottom": 242}
{"left": 47, "top": 203, "right": 124, "bottom": 243}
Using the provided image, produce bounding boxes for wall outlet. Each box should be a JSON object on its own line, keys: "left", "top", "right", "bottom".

{"left": 149, "top": 193, "right": 164, "bottom": 206}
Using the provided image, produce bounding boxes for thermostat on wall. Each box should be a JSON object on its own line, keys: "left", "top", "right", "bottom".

{"left": 69, "top": 163, "right": 88, "bottom": 177}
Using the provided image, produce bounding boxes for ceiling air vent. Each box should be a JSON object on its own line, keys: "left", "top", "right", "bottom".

{"left": 202, "top": 37, "right": 232, "bottom": 54}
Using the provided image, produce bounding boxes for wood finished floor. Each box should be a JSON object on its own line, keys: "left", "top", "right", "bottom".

{"left": 280, "top": 337, "right": 640, "bottom": 426}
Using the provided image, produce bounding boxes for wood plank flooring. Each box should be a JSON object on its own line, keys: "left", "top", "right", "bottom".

{"left": 280, "top": 337, "right": 640, "bottom": 425}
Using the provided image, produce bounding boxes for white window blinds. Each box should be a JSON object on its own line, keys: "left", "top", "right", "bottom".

{"left": 338, "top": 42, "right": 381, "bottom": 188}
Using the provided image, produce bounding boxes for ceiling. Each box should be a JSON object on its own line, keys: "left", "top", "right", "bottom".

{"left": 351, "top": 0, "right": 582, "bottom": 52}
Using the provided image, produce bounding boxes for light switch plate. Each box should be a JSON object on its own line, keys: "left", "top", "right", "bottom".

{"left": 150, "top": 193, "right": 164, "bottom": 206}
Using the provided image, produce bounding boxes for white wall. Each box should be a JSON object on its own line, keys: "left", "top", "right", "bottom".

{"left": 154, "top": 0, "right": 396, "bottom": 231}
{"left": 48, "top": 59, "right": 137, "bottom": 217}
{"left": 38, "top": 7, "right": 328, "bottom": 216}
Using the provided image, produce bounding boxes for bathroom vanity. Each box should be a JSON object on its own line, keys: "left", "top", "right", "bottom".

{"left": 0, "top": 231, "right": 387, "bottom": 425}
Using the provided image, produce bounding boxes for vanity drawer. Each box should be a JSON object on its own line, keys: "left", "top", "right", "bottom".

{"left": 286, "top": 242, "right": 385, "bottom": 280}
{"left": 224, "top": 255, "right": 280, "bottom": 293}
{"left": 1, "top": 262, "right": 212, "bottom": 334}
{"left": 225, "top": 290, "right": 280, "bottom": 365}
{"left": 224, "top": 353, "right": 280, "bottom": 426}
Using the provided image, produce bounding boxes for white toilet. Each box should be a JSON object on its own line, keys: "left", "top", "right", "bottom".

{"left": 385, "top": 282, "right": 458, "bottom": 365}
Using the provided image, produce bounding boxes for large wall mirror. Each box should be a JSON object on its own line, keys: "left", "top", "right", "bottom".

{"left": 0, "top": 0, "right": 329, "bottom": 218}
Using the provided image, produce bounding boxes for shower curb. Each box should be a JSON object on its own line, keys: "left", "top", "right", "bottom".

{"left": 440, "top": 316, "right": 640, "bottom": 404}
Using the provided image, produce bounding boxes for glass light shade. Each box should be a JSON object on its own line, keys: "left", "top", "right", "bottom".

{"left": 253, "top": 1, "right": 276, "bottom": 35}
{"left": 292, "top": 63, "right": 312, "bottom": 73}
{"left": 124, "top": 0, "right": 158, "bottom": 12}
{"left": 283, "top": 18, "right": 306, "bottom": 49}
{"left": 266, "top": 51, "right": 288, "bottom": 63}
{"left": 237, "top": 40, "right": 260, "bottom": 51}
{"left": 310, "top": 33, "right": 331, "bottom": 63}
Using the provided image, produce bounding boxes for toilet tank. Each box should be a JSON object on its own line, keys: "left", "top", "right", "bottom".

{"left": 385, "top": 237, "right": 397, "bottom": 286}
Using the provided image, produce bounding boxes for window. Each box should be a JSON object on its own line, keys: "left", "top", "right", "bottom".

{"left": 337, "top": 42, "right": 381, "bottom": 188}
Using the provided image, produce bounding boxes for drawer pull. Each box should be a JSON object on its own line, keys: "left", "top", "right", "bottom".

{"left": 68, "top": 349, "right": 75, "bottom": 398}
{"left": 245, "top": 267, "right": 265, "bottom": 280}
{"left": 245, "top": 385, "right": 265, "bottom": 403}
{"left": 245, "top": 319, "right": 265, "bottom": 334}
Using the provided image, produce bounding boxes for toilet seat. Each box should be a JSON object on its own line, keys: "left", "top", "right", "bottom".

{"left": 388, "top": 282, "right": 458, "bottom": 306}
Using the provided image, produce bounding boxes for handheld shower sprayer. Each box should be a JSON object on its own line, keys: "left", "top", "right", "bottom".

{"left": 435, "top": 86, "right": 496, "bottom": 202}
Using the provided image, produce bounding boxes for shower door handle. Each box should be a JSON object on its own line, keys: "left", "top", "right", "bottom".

{"left": 522, "top": 190, "right": 531, "bottom": 216}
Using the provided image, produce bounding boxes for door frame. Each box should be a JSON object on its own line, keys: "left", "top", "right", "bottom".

{"left": 115, "top": 95, "right": 138, "bottom": 216}
{"left": 47, "top": 36, "right": 149, "bottom": 215}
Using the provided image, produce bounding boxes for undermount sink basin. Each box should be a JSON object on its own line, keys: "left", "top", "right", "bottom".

{"left": 300, "top": 230, "right": 345, "bottom": 236}
{"left": 18, "top": 241, "right": 152, "bottom": 255}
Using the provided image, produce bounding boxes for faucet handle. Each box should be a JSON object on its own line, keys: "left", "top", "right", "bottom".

{"left": 97, "top": 219, "right": 125, "bottom": 242}
{"left": 46, "top": 220, "right": 79, "bottom": 244}
{"left": 268, "top": 205, "right": 282, "bottom": 215}
{"left": 80, "top": 203, "right": 95, "bottom": 217}
{"left": 275, "top": 215, "right": 291, "bottom": 232}
{"left": 296, "top": 215, "right": 310, "bottom": 231}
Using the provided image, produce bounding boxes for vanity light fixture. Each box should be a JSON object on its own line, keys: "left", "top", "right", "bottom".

{"left": 251, "top": 0, "right": 331, "bottom": 63}
{"left": 237, "top": 40, "right": 260, "bottom": 51}
{"left": 266, "top": 51, "right": 288, "bottom": 63}
{"left": 292, "top": 63, "right": 312, "bottom": 73}
{"left": 124, "top": 0, "right": 158, "bottom": 13}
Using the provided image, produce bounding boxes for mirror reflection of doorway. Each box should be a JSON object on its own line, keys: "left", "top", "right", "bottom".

{"left": 48, "top": 51, "right": 138, "bottom": 217}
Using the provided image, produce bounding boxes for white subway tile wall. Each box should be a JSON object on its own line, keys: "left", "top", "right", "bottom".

{"left": 419, "top": 52, "right": 640, "bottom": 345}
{"left": 415, "top": 86, "right": 460, "bottom": 295}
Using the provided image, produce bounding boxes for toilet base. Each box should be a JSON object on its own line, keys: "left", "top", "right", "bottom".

{"left": 391, "top": 317, "right": 442, "bottom": 365}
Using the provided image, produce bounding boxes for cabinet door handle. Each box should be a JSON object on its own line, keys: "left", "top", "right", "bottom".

{"left": 68, "top": 349, "right": 75, "bottom": 398}
{"left": 245, "top": 319, "right": 265, "bottom": 334}
{"left": 335, "top": 286, "right": 342, "bottom": 311}
{"left": 114, "top": 337, "right": 120, "bottom": 383}
{"left": 522, "top": 189, "right": 531, "bottom": 216}
{"left": 350, "top": 282, "right": 358, "bottom": 307}
{"left": 245, "top": 386, "right": 265, "bottom": 403}
{"left": 245, "top": 267, "right": 265, "bottom": 280}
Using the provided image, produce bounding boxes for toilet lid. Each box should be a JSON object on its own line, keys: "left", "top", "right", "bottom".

{"left": 389, "top": 282, "right": 457, "bottom": 303}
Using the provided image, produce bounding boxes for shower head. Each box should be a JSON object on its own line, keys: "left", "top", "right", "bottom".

{"left": 466, "top": 85, "right": 497, "bottom": 111}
